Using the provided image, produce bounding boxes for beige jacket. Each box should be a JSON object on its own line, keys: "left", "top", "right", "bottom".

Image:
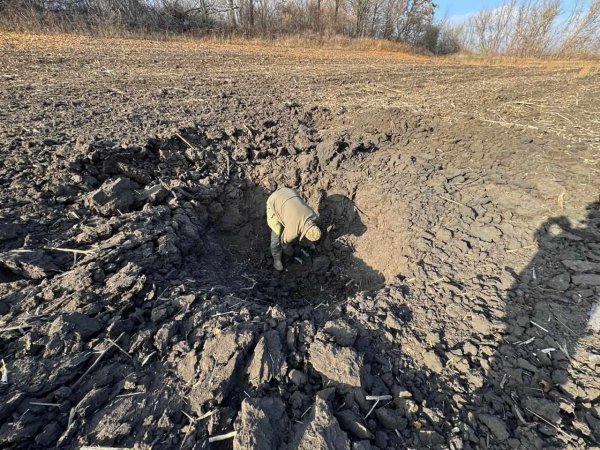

{"left": 267, "top": 188, "right": 318, "bottom": 245}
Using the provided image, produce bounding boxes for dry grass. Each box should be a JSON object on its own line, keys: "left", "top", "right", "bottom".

{"left": 445, "top": 52, "right": 600, "bottom": 71}
{"left": 0, "top": 30, "right": 422, "bottom": 61}
{"left": 199, "top": 33, "right": 415, "bottom": 53}
{"left": 577, "top": 65, "right": 600, "bottom": 78}
{"left": 3, "top": 30, "right": 599, "bottom": 72}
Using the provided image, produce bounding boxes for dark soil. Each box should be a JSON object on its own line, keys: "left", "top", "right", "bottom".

{"left": 0, "top": 33, "right": 599, "bottom": 449}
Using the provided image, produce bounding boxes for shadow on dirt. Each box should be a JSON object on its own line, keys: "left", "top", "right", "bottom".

{"left": 0, "top": 218, "right": 78, "bottom": 293}
{"left": 325, "top": 199, "right": 600, "bottom": 449}
{"left": 317, "top": 192, "right": 385, "bottom": 292}
{"left": 470, "top": 200, "right": 600, "bottom": 447}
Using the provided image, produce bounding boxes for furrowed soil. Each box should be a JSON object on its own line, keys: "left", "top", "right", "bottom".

{"left": 0, "top": 32, "right": 599, "bottom": 449}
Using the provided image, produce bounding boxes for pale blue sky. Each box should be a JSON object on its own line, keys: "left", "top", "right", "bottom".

{"left": 435, "top": 0, "right": 580, "bottom": 23}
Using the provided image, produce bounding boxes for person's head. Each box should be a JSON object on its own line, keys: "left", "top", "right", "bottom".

{"left": 305, "top": 223, "right": 322, "bottom": 242}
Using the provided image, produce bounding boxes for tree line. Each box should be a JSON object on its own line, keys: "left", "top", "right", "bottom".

{"left": 454, "top": 0, "right": 600, "bottom": 56}
{"left": 1, "top": 0, "right": 599, "bottom": 55}
{"left": 0, "top": 0, "right": 441, "bottom": 47}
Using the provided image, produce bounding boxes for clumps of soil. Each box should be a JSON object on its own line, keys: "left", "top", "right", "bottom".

{"left": 1, "top": 104, "right": 599, "bottom": 449}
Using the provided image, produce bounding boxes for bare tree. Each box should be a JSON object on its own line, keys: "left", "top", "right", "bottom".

{"left": 348, "top": 0, "right": 371, "bottom": 36}
{"left": 560, "top": 0, "right": 600, "bottom": 53}
{"left": 396, "top": 0, "right": 435, "bottom": 42}
{"left": 0, "top": 0, "right": 440, "bottom": 47}
{"left": 507, "top": 0, "right": 560, "bottom": 56}
{"left": 457, "top": 0, "right": 600, "bottom": 56}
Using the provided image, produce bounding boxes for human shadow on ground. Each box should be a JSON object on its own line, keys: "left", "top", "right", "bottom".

{"left": 472, "top": 200, "right": 600, "bottom": 447}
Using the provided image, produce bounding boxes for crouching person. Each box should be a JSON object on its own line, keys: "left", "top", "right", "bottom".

{"left": 266, "top": 187, "right": 322, "bottom": 271}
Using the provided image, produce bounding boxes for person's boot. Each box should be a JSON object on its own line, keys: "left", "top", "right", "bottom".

{"left": 283, "top": 244, "right": 294, "bottom": 256}
{"left": 273, "top": 255, "right": 283, "bottom": 271}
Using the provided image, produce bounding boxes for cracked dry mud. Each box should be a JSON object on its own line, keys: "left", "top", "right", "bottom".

{"left": 0, "top": 33, "right": 599, "bottom": 449}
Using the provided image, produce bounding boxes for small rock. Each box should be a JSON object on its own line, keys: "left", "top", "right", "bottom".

{"left": 374, "top": 407, "right": 406, "bottom": 430}
{"left": 293, "top": 397, "right": 350, "bottom": 450}
{"left": 422, "top": 351, "right": 444, "bottom": 374}
{"left": 308, "top": 339, "right": 363, "bottom": 387}
{"left": 573, "top": 274, "right": 600, "bottom": 286}
{"left": 142, "top": 184, "right": 168, "bottom": 204}
{"left": 104, "top": 262, "right": 144, "bottom": 293}
{"left": 572, "top": 419, "right": 591, "bottom": 436}
{"left": 0, "top": 250, "right": 61, "bottom": 280}
{"left": 517, "top": 357, "right": 538, "bottom": 373}
{"left": 35, "top": 422, "right": 61, "bottom": 446}
{"left": 85, "top": 177, "right": 141, "bottom": 216}
{"left": 463, "top": 342, "right": 478, "bottom": 356}
{"left": 559, "top": 379, "right": 582, "bottom": 398}
{"left": 189, "top": 328, "right": 255, "bottom": 414}
{"left": 547, "top": 273, "right": 571, "bottom": 291}
{"left": 478, "top": 414, "right": 509, "bottom": 441}
{"left": 562, "top": 260, "right": 600, "bottom": 272}
{"left": 317, "top": 387, "right": 336, "bottom": 401}
{"left": 247, "top": 330, "right": 286, "bottom": 387}
{"left": 313, "top": 256, "right": 331, "bottom": 274}
{"left": 176, "top": 351, "right": 197, "bottom": 382}
{"left": 423, "top": 406, "right": 444, "bottom": 426}
{"left": 62, "top": 312, "right": 102, "bottom": 340}
{"left": 75, "top": 387, "right": 111, "bottom": 417}
{"left": 435, "top": 228, "right": 452, "bottom": 242}
{"left": 336, "top": 409, "right": 373, "bottom": 439}
{"left": 589, "top": 353, "right": 600, "bottom": 366}
{"left": 289, "top": 369, "right": 308, "bottom": 386}
{"left": 419, "top": 430, "right": 445, "bottom": 446}
{"left": 470, "top": 225, "right": 502, "bottom": 243}
{"left": 233, "top": 397, "right": 288, "bottom": 450}
{"left": 352, "top": 441, "right": 373, "bottom": 450}
{"left": 523, "top": 397, "right": 561, "bottom": 424}
{"left": 321, "top": 319, "right": 358, "bottom": 346}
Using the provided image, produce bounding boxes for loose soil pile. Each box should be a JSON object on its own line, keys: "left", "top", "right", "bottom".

{"left": 0, "top": 33, "right": 599, "bottom": 450}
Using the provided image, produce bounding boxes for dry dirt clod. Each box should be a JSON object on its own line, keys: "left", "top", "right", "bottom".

{"left": 321, "top": 319, "right": 358, "bottom": 347}
{"left": 233, "top": 397, "right": 288, "bottom": 450}
{"left": 478, "top": 414, "right": 510, "bottom": 442}
{"left": 293, "top": 397, "right": 351, "bottom": 450}
{"left": 189, "top": 328, "right": 255, "bottom": 413}
{"left": 308, "top": 339, "right": 363, "bottom": 387}
{"left": 247, "top": 330, "right": 286, "bottom": 387}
